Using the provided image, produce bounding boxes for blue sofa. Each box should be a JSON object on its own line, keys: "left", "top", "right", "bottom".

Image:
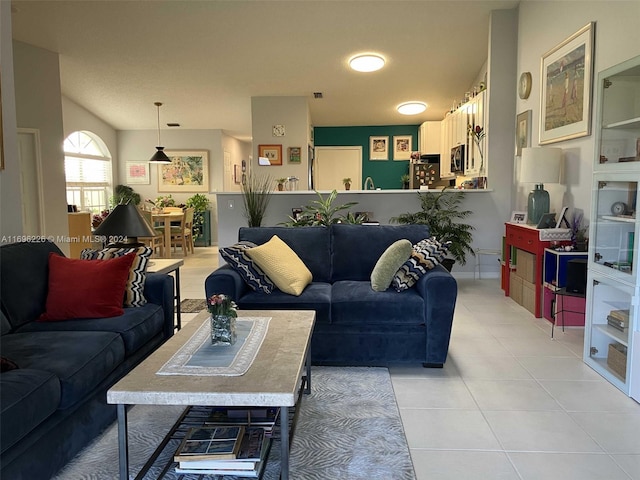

{"left": 0, "top": 240, "right": 175, "bottom": 480}
{"left": 205, "top": 224, "right": 457, "bottom": 367}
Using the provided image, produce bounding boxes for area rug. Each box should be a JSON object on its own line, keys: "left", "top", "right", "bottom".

{"left": 53, "top": 367, "right": 415, "bottom": 480}
{"left": 180, "top": 298, "right": 207, "bottom": 313}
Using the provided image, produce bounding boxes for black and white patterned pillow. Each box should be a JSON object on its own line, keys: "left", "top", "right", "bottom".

{"left": 81, "top": 246, "right": 152, "bottom": 307}
{"left": 392, "top": 237, "right": 451, "bottom": 292}
{"left": 219, "top": 242, "right": 275, "bottom": 294}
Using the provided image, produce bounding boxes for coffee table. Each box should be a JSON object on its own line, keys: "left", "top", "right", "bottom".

{"left": 107, "top": 309, "right": 315, "bottom": 479}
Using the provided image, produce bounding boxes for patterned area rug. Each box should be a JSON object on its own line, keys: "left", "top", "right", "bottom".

{"left": 180, "top": 298, "right": 207, "bottom": 313}
{"left": 53, "top": 367, "right": 415, "bottom": 480}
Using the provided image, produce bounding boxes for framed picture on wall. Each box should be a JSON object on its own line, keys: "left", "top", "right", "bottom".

{"left": 393, "top": 135, "right": 412, "bottom": 160}
{"left": 158, "top": 150, "right": 209, "bottom": 192}
{"left": 288, "top": 146, "right": 302, "bottom": 164}
{"left": 125, "top": 161, "right": 150, "bottom": 184}
{"left": 539, "top": 22, "right": 595, "bottom": 145}
{"left": 369, "top": 136, "right": 389, "bottom": 161}
{"left": 258, "top": 144, "right": 283, "bottom": 165}
{"left": 516, "top": 110, "right": 532, "bottom": 157}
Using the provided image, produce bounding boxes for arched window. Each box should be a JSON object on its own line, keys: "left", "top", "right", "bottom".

{"left": 64, "top": 131, "right": 112, "bottom": 213}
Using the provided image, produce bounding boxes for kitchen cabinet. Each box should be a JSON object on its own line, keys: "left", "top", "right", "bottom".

{"left": 419, "top": 121, "right": 441, "bottom": 155}
{"left": 465, "top": 91, "right": 486, "bottom": 177}
{"left": 584, "top": 55, "right": 640, "bottom": 399}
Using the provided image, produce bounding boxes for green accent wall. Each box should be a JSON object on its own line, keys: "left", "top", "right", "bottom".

{"left": 314, "top": 125, "right": 419, "bottom": 190}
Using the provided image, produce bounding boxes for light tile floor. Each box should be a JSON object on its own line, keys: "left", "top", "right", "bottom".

{"left": 177, "top": 247, "right": 640, "bottom": 480}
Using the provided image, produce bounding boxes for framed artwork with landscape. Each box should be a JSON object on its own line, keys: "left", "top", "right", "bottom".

{"left": 516, "top": 110, "right": 532, "bottom": 157}
{"left": 539, "top": 22, "right": 595, "bottom": 145}
{"left": 158, "top": 150, "right": 209, "bottom": 192}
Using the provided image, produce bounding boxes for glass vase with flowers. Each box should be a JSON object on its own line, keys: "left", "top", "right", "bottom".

{"left": 207, "top": 294, "right": 238, "bottom": 345}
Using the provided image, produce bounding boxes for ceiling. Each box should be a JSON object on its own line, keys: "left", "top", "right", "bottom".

{"left": 11, "top": 0, "right": 521, "bottom": 142}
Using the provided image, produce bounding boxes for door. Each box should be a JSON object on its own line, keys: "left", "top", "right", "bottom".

{"left": 17, "top": 128, "right": 44, "bottom": 235}
{"left": 314, "top": 146, "right": 362, "bottom": 191}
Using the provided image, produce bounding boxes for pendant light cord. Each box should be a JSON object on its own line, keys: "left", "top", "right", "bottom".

{"left": 155, "top": 102, "right": 162, "bottom": 147}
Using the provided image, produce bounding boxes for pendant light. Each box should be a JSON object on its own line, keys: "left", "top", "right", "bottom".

{"left": 149, "top": 102, "right": 171, "bottom": 163}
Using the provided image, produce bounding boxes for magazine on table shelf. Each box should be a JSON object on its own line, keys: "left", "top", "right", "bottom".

{"left": 205, "top": 406, "right": 280, "bottom": 435}
{"left": 173, "top": 425, "right": 244, "bottom": 462}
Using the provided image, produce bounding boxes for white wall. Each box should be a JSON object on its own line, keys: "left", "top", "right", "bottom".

{"left": 0, "top": 0, "right": 22, "bottom": 238}
{"left": 516, "top": 1, "right": 640, "bottom": 223}
{"left": 12, "top": 40, "right": 68, "bottom": 252}
{"left": 251, "top": 96, "right": 310, "bottom": 186}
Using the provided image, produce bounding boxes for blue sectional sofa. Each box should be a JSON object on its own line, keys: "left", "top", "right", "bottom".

{"left": 205, "top": 224, "right": 457, "bottom": 367}
{"left": 0, "top": 240, "right": 175, "bottom": 479}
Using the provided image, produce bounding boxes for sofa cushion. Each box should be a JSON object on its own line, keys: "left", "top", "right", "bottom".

{"left": 370, "top": 239, "right": 412, "bottom": 292}
{"left": 247, "top": 235, "right": 313, "bottom": 296}
{"left": 331, "top": 280, "right": 425, "bottom": 325}
{"left": 0, "top": 241, "right": 63, "bottom": 330}
{"left": 1, "top": 356, "right": 19, "bottom": 372}
{"left": 237, "top": 282, "right": 332, "bottom": 325}
{"left": 239, "top": 226, "right": 331, "bottom": 282}
{"left": 80, "top": 246, "right": 153, "bottom": 307}
{"left": 39, "top": 253, "right": 135, "bottom": 321}
{"left": 0, "top": 369, "right": 61, "bottom": 454}
{"left": 219, "top": 242, "right": 275, "bottom": 294}
{"left": 18, "top": 303, "right": 164, "bottom": 357}
{"left": 331, "top": 224, "right": 431, "bottom": 282}
{"left": 0, "top": 331, "right": 125, "bottom": 410}
{"left": 392, "top": 238, "right": 450, "bottom": 292}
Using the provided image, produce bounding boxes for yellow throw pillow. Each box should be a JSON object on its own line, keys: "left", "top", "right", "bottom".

{"left": 246, "top": 235, "right": 313, "bottom": 296}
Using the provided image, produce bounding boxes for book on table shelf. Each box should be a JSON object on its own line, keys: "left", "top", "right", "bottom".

{"left": 205, "top": 406, "right": 280, "bottom": 435}
{"left": 175, "top": 427, "right": 269, "bottom": 478}
{"left": 173, "top": 425, "right": 244, "bottom": 462}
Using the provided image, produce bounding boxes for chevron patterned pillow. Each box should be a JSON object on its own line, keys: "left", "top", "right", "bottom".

{"left": 391, "top": 237, "right": 451, "bottom": 292}
{"left": 220, "top": 241, "right": 275, "bottom": 294}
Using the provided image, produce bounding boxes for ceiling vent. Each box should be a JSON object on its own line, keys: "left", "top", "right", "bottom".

{"left": 313, "top": 92, "right": 323, "bottom": 99}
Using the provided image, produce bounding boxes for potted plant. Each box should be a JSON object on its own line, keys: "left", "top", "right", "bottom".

{"left": 110, "top": 185, "right": 141, "bottom": 207}
{"left": 281, "top": 190, "right": 362, "bottom": 226}
{"left": 186, "top": 193, "right": 211, "bottom": 244}
{"left": 401, "top": 174, "right": 410, "bottom": 189}
{"left": 241, "top": 173, "right": 273, "bottom": 227}
{"left": 391, "top": 188, "right": 475, "bottom": 269}
{"left": 342, "top": 178, "right": 352, "bottom": 190}
{"left": 276, "top": 178, "right": 287, "bottom": 191}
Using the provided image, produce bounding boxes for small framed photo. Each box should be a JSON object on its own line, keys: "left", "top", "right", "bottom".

{"left": 393, "top": 135, "right": 412, "bottom": 161}
{"left": 516, "top": 110, "right": 532, "bottom": 157}
{"left": 288, "top": 146, "right": 301, "bottom": 164}
{"left": 510, "top": 211, "right": 528, "bottom": 224}
{"left": 369, "top": 136, "right": 389, "bottom": 161}
{"left": 258, "top": 144, "right": 282, "bottom": 166}
{"left": 125, "top": 161, "right": 150, "bottom": 184}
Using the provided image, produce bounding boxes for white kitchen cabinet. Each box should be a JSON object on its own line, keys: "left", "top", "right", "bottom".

{"left": 419, "top": 121, "right": 441, "bottom": 155}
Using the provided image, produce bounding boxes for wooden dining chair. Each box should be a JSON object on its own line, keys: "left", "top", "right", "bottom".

{"left": 139, "top": 210, "right": 165, "bottom": 257}
{"left": 169, "top": 208, "right": 194, "bottom": 255}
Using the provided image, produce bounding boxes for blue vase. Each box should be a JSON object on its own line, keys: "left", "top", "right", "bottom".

{"left": 527, "top": 184, "right": 549, "bottom": 225}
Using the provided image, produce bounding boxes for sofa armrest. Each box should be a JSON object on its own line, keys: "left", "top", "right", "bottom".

{"left": 144, "top": 272, "right": 175, "bottom": 340}
{"left": 205, "top": 265, "right": 249, "bottom": 301}
{"left": 415, "top": 264, "right": 457, "bottom": 365}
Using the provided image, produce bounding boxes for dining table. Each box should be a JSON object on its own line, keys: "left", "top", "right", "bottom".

{"left": 151, "top": 211, "right": 184, "bottom": 258}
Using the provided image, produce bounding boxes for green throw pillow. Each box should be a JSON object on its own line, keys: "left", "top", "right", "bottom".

{"left": 370, "top": 239, "right": 413, "bottom": 292}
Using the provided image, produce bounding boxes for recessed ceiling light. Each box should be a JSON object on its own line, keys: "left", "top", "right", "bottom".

{"left": 349, "top": 53, "right": 385, "bottom": 73}
{"left": 397, "top": 102, "right": 427, "bottom": 115}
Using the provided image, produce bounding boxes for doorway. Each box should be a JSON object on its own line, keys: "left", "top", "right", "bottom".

{"left": 17, "top": 128, "right": 44, "bottom": 235}
{"left": 314, "top": 146, "right": 362, "bottom": 190}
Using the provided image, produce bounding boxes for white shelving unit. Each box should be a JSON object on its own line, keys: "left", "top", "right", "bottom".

{"left": 584, "top": 55, "right": 640, "bottom": 401}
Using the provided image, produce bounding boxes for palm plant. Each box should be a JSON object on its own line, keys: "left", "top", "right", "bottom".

{"left": 241, "top": 173, "right": 273, "bottom": 227}
{"left": 281, "top": 190, "right": 362, "bottom": 226}
{"left": 391, "top": 188, "right": 475, "bottom": 265}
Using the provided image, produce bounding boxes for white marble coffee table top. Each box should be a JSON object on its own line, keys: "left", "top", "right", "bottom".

{"left": 107, "top": 309, "right": 315, "bottom": 407}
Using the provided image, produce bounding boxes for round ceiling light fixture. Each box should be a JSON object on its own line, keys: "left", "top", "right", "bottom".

{"left": 349, "top": 53, "right": 385, "bottom": 73}
{"left": 397, "top": 101, "right": 427, "bottom": 115}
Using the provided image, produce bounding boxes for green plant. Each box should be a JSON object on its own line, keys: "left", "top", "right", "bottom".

{"left": 241, "top": 173, "right": 273, "bottom": 227}
{"left": 154, "top": 195, "right": 176, "bottom": 208}
{"left": 400, "top": 174, "right": 410, "bottom": 183}
{"left": 110, "top": 185, "right": 140, "bottom": 207}
{"left": 391, "top": 188, "right": 475, "bottom": 265}
{"left": 281, "top": 190, "right": 360, "bottom": 226}
{"left": 186, "top": 194, "right": 210, "bottom": 240}
{"left": 342, "top": 177, "right": 352, "bottom": 185}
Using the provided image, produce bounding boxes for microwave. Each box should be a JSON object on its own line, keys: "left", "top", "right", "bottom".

{"left": 451, "top": 145, "right": 465, "bottom": 173}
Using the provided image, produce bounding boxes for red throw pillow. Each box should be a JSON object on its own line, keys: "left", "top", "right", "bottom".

{"left": 39, "top": 252, "right": 135, "bottom": 321}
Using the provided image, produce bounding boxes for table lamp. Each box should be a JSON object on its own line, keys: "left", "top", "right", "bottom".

{"left": 520, "top": 147, "right": 563, "bottom": 225}
{"left": 93, "top": 202, "right": 156, "bottom": 247}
